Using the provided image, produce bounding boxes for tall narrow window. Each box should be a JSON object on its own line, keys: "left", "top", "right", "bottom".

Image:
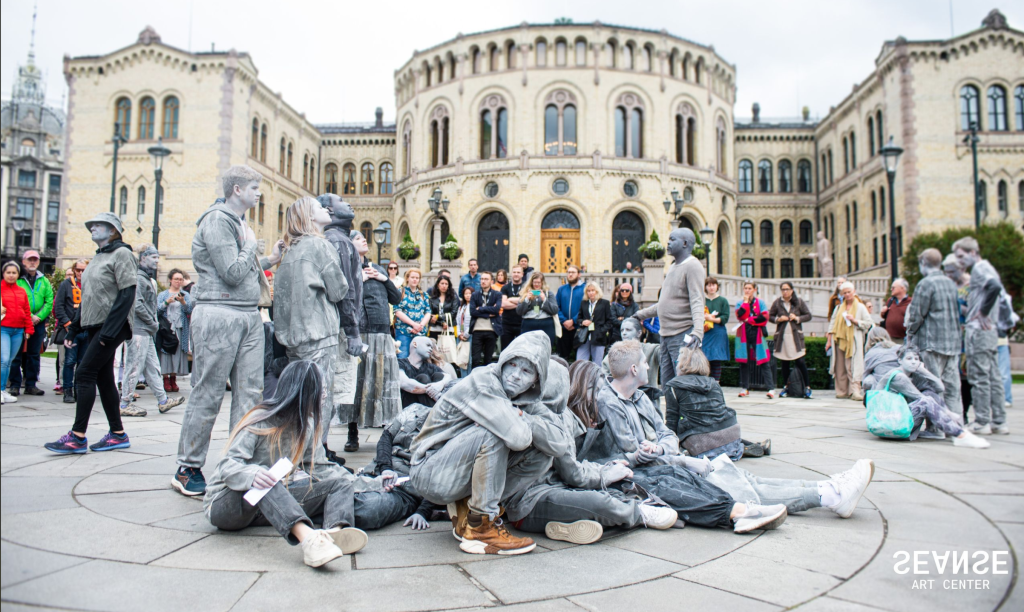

{"left": 850, "top": 131, "right": 857, "bottom": 168}
{"left": 361, "top": 163, "right": 375, "bottom": 194}
{"left": 643, "top": 45, "right": 653, "bottom": 72}
{"left": 139, "top": 97, "right": 155, "bottom": 140}
{"left": 303, "top": 154, "right": 309, "bottom": 187}
{"left": 961, "top": 85, "right": 981, "bottom": 130}
{"left": 738, "top": 160, "right": 753, "bottom": 193}
{"left": 740, "top": 221, "right": 753, "bottom": 245}
{"left": 496, "top": 108, "right": 508, "bottom": 158}
{"left": 760, "top": 258, "right": 774, "bottom": 279}
{"left": 845, "top": 205, "right": 851, "bottom": 233}
{"left": 827, "top": 149, "right": 834, "bottom": 185}
{"left": 342, "top": 163, "right": 356, "bottom": 195}
{"left": 988, "top": 85, "right": 1008, "bottom": 131}
{"left": 799, "top": 220, "right": 813, "bottom": 244}
{"left": 325, "top": 163, "right": 338, "bottom": 194}
{"left": 258, "top": 199, "right": 265, "bottom": 225}
{"left": 119, "top": 186, "right": 128, "bottom": 218}
{"left": 287, "top": 143, "right": 293, "bottom": 177}
{"left": 758, "top": 160, "right": 773, "bottom": 192}
{"left": 535, "top": 39, "right": 547, "bottom": 67}
{"left": 778, "top": 160, "right": 792, "bottom": 193}
{"left": 606, "top": 39, "right": 617, "bottom": 67}
{"left": 402, "top": 122, "right": 412, "bottom": 177}
{"left": 843, "top": 137, "right": 849, "bottom": 174}
{"left": 879, "top": 186, "right": 886, "bottom": 219}
{"left": 853, "top": 201, "right": 858, "bottom": 229}
{"left": 629, "top": 108, "right": 643, "bottom": 158}
{"left": 115, "top": 97, "right": 131, "bottom": 139}
{"left": 431, "top": 120, "right": 440, "bottom": 167}
{"left": 675, "top": 115, "right": 684, "bottom": 163}
{"left": 544, "top": 105, "right": 559, "bottom": 155}
{"left": 562, "top": 105, "right": 577, "bottom": 155}
{"left": 979, "top": 180, "right": 988, "bottom": 218}
{"left": 162, "top": 96, "right": 179, "bottom": 139}
{"left": 871, "top": 191, "right": 877, "bottom": 221}
{"left": 997, "top": 180, "right": 1008, "bottom": 216}
{"left": 740, "top": 258, "right": 754, "bottom": 278}
{"left": 308, "top": 156, "right": 316, "bottom": 190}
{"left": 624, "top": 43, "right": 634, "bottom": 70}
{"left": 278, "top": 204, "right": 284, "bottom": 233}
{"left": 379, "top": 162, "right": 394, "bottom": 195}
{"left": 780, "top": 220, "right": 793, "bottom": 244}
{"left": 251, "top": 119, "right": 259, "bottom": 157}
{"left": 575, "top": 39, "right": 587, "bottom": 66}
{"left": 875, "top": 110, "right": 883, "bottom": 150}
{"left": 1019, "top": 180, "right": 1024, "bottom": 212}
{"left": 780, "top": 258, "right": 794, "bottom": 278}
{"left": 1015, "top": 85, "right": 1024, "bottom": 131}
{"left": 472, "top": 48, "right": 481, "bottom": 74}
{"left": 441, "top": 117, "right": 450, "bottom": 165}
{"left": 797, "top": 159, "right": 812, "bottom": 193}
{"left": 480, "top": 110, "right": 492, "bottom": 159}
{"left": 760, "top": 220, "right": 774, "bottom": 245}
{"left": 506, "top": 42, "right": 516, "bottom": 69}
{"left": 260, "top": 124, "right": 267, "bottom": 162}
{"left": 280, "top": 139, "right": 286, "bottom": 173}
{"left": 868, "top": 116, "right": 875, "bottom": 155}
{"left": 687, "top": 117, "right": 697, "bottom": 165}
{"left": 490, "top": 45, "right": 500, "bottom": 72}
{"left": 614, "top": 107, "right": 627, "bottom": 157}
{"left": 555, "top": 39, "right": 567, "bottom": 66}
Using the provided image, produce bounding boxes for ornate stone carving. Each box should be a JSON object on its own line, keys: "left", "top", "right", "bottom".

{"left": 544, "top": 90, "right": 577, "bottom": 107}
{"left": 431, "top": 104, "right": 449, "bottom": 119}
{"left": 480, "top": 94, "right": 506, "bottom": 110}
{"left": 982, "top": 9, "right": 1007, "bottom": 30}
{"left": 677, "top": 102, "right": 695, "bottom": 117}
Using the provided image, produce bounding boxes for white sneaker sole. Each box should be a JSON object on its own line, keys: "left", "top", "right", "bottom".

{"left": 833, "top": 459, "right": 874, "bottom": 519}
{"left": 459, "top": 539, "right": 536, "bottom": 555}
{"left": 304, "top": 548, "right": 344, "bottom": 568}
{"left": 159, "top": 397, "right": 185, "bottom": 413}
{"left": 326, "top": 527, "right": 367, "bottom": 554}
{"left": 170, "top": 477, "right": 204, "bottom": 497}
{"left": 735, "top": 507, "right": 788, "bottom": 533}
{"left": 544, "top": 520, "right": 603, "bottom": 544}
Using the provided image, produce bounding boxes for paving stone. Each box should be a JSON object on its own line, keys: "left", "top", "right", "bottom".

{"left": 102, "top": 454, "right": 181, "bottom": 475}
{"left": 866, "top": 482, "right": 1007, "bottom": 549}
{"left": 74, "top": 473, "right": 174, "bottom": 495}
{"left": 462, "top": 543, "right": 683, "bottom": 604}
{"left": 0, "top": 541, "right": 89, "bottom": 589}
{"left": 5, "top": 449, "right": 148, "bottom": 478}
{"left": 231, "top": 565, "right": 494, "bottom": 612}
{"left": 493, "top": 599, "right": 586, "bottom": 612}
{"left": 1, "top": 559, "right": 257, "bottom": 612}
{"left": 75, "top": 488, "right": 203, "bottom": 525}
{"left": 675, "top": 551, "right": 841, "bottom": 607}
{"left": 0, "top": 507, "right": 207, "bottom": 564}
{"left": 603, "top": 523, "right": 755, "bottom": 566}
{"left": 569, "top": 575, "right": 783, "bottom": 611}
{"left": 0, "top": 443, "right": 65, "bottom": 474}
{"left": 153, "top": 532, "right": 352, "bottom": 572}
{"left": 1, "top": 475, "right": 81, "bottom": 515}
{"left": 956, "top": 494, "right": 1024, "bottom": 523}
{"left": 792, "top": 596, "right": 901, "bottom": 611}
{"left": 356, "top": 530, "right": 512, "bottom": 568}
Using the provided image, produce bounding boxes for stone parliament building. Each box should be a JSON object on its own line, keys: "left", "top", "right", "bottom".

{"left": 47, "top": 11, "right": 1024, "bottom": 283}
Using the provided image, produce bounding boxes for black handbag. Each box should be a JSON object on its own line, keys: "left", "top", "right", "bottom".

{"left": 157, "top": 314, "right": 180, "bottom": 355}
{"left": 574, "top": 326, "right": 590, "bottom": 348}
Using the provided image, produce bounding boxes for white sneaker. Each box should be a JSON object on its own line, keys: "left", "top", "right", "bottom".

{"left": 1, "top": 391, "right": 17, "bottom": 404}
{"left": 992, "top": 424, "right": 1010, "bottom": 435}
{"left": 827, "top": 459, "right": 874, "bottom": 519}
{"left": 545, "top": 520, "right": 603, "bottom": 544}
{"left": 953, "top": 431, "right": 991, "bottom": 448}
{"left": 733, "top": 503, "right": 788, "bottom": 533}
{"left": 324, "top": 526, "right": 368, "bottom": 554}
{"left": 638, "top": 500, "right": 678, "bottom": 530}
{"left": 967, "top": 422, "right": 992, "bottom": 435}
{"left": 301, "top": 530, "right": 344, "bottom": 568}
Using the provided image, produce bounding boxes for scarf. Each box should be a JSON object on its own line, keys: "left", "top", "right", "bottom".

{"left": 830, "top": 297, "right": 860, "bottom": 355}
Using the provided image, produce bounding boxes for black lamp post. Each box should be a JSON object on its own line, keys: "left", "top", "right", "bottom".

{"left": 963, "top": 121, "right": 981, "bottom": 229}
{"left": 11, "top": 217, "right": 27, "bottom": 261}
{"left": 427, "top": 187, "right": 450, "bottom": 217}
{"left": 662, "top": 187, "right": 694, "bottom": 227}
{"left": 879, "top": 135, "right": 904, "bottom": 284}
{"left": 109, "top": 122, "right": 127, "bottom": 213}
{"left": 147, "top": 137, "right": 171, "bottom": 249}
{"left": 699, "top": 225, "right": 714, "bottom": 276}
{"left": 373, "top": 225, "right": 387, "bottom": 264}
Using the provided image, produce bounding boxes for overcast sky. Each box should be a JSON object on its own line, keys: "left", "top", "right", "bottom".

{"left": 2, "top": 0, "right": 1020, "bottom": 125}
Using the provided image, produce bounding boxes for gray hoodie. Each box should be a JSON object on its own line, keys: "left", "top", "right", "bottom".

{"left": 132, "top": 268, "right": 159, "bottom": 335}
{"left": 191, "top": 201, "right": 263, "bottom": 310}
{"left": 410, "top": 331, "right": 570, "bottom": 466}
{"left": 272, "top": 235, "right": 348, "bottom": 351}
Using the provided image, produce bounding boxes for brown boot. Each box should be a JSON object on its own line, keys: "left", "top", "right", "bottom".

{"left": 169, "top": 374, "right": 179, "bottom": 392}
{"left": 459, "top": 512, "right": 535, "bottom": 555}
{"left": 447, "top": 498, "right": 470, "bottom": 542}
{"left": 163, "top": 375, "right": 172, "bottom": 392}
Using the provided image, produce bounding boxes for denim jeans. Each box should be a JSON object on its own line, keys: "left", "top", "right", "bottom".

{"left": 8, "top": 320, "right": 45, "bottom": 389}
{"left": 575, "top": 342, "right": 605, "bottom": 364}
{"left": 1, "top": 327, "right": 25, "bottom": 392}
{"left": 516, "top": 488, "right": 642, "bottom": 533}
{"left": 396, "top": 332, "right": 414, "bottom": 359}
{"left": 62, "top": 331, "right": 91, "bottom": 392}
{"left": 997, "top": 343, "right": 1012, "bottom": 404}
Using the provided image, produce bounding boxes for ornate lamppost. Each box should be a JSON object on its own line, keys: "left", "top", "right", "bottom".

{"left": 879, "top": 136, "right": 904, "bottom": 283}
{"left": 147, "top": 137, "right": 171, "bottom": 249}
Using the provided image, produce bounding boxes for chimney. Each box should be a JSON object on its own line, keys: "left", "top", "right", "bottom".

{"left": 751, "top": 102, "right": 760, "bottom": 123}
{"left": 375, "top": 107, "right": 383, "bottom": 128}
{"left": 802, "top": 106, "right": 810, "bottom": 121}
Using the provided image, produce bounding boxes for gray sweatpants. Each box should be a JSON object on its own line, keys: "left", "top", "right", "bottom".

{"left": 119, "top": 332, "right": 167, "bottom": 405}
{"left": 410, "top": 426, "right": 554, "bottom": 519}
{"left": 707, "top": 455, "right": 821, "bottom": 514}
{"left": 659, "top": 330, "right": 690, "bottom": 389}
{"left": 516, "top": 488, "right": 643, "bottom": 534}
{"left": 285, "top": 343, "right": 337, "bottom": 443}
{"left": 177, "top": 305, "right": 265, "bottom": 469}
{"left": 921, "top": 350, "right": 962, "bottom": 417}
{"left": 965, "top": 327, "right": 1006, "bottom": 426}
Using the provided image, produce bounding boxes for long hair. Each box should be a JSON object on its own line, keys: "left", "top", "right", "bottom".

{"left": 567, "top": 360, "right": 603, "bottom": 428}
{"left": 614, "top": 282, "right": 635, "bottom": 305}
{"left": 226, "top": 360, "right": 325, "bottom": 472}
{"left": 432, "top": 274, "right": 456, "bottom": 303}
{"left": 865, "top": 326, "right": 894, "bottom": 352}
{"left": 460, "top": 285, "right": 474, "bottom": 306}
{"left": 284, "top": 196, "right": 324, "bottom": 248}
{"left": 526, "top": 270, "right": 550, "bottom": 293}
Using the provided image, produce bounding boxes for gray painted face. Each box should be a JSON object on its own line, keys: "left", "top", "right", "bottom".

{"left": 667, "top": 228, "right": 695, "bottom": 261}
{"left": 411, "top": 336, "right": 433, "bottom": 360}
{"left": 329, "top": 195, "right": 355, "bottom": 223}
{"left": 901, "top": 350, "right": 923, "bottom": 374}
{"left": 88, "top": 222, "right": 115, "bottom": 245}
{"left": 140, "top": 252, "right": 160, "bottom": 271}
{"left": 502, "top": 357, "right": 537, "bottom": 398}
{"left": 620, "top": 318, "right": 642, "bottom": 341}
{"left": 954, "top": 247, "right": 978, "bottom": 270}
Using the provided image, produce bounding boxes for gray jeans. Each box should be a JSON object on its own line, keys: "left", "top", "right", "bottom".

{"left": 516, "top": 488, "right": 642, "bottom": 533}
{"left": 707, "top": 455, "right": 821, "bottom": 514}
{"left": 177, "top": 305, "right": 265, "bottom": 469}
{"left": 965, "top": 327, "right": 1005, "bottom": 426}
{"left": 285, "top": 344, "right": 336, "bottom": 442}
{"left": 410, "top": 426, "right": 553, "bottom": 519}
{"left": 119, "top": 332, "right": 167, "bottom": 404}
{"left": 659, "top": 330, "right": 690, "bottom": 389}
{"left": 921, "top": 350, "right": 962, "bottom": 417}
{"left": 208, "top": 477, "right": 355, "bottom": 545}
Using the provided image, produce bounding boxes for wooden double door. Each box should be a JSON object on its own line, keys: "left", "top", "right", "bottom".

{"left": 541, "top": 229, "right": 580, "bottom": 273}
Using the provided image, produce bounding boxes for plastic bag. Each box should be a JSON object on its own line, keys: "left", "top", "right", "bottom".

{"left": 865, "top": 370, "right": 914, "bottom": 439}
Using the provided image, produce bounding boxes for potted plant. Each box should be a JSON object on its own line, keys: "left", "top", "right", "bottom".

{"left": 692, "top": 243, "right": 706, "bottom": 260}
{"left": 439, "top": 233, "right": 463, "bottom": 261}
{"left": 397, "top": 232, "right": 421, "bottom": 260}
{"left": 638, "top": 230, "right": 666, "bottom": 261}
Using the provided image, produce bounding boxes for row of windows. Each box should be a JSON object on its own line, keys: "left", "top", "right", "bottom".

{"left": 738, "top": 258, "right": 815, "bottom": 279}
{"left": 977, "top": 179, "right": 1024, "bottom": 218}
{"left": 13, "top": 196, "right": 63, "bottom": 227}
{"left": 323, "top": 162, "right": 394, "bottom": 196}
{"left": 817, "top": 110, "right": 885, "bottom": 189}
{"left": 249, "top": 119, "right": 318, "bottom": 190}
{"left": 738, "top": 219, "right": 814, "bottom": 246}
{"left": 960, "top": 84, "right": 1024, "bottom": 132}
{"left": 114, "top": 96, "right": 180, "bottom": 140}
{"left": 116, "top": 185, "right": 150, "bottom": 220}
{"left": 737, "top": 159, "right": 813, "bottom": 193}
{"left": 13, "top": 171, "right": 61, "bottom": 192}
{"left": 10, "top": 227, "right": 59, "bottom": 251}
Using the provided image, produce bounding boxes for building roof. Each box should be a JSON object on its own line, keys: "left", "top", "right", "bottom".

{"left": 316, "top": 121, "right": 396, "bottom": 135}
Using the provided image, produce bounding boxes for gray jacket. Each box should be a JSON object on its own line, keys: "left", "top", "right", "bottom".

{"left": 132, "top": 269, "right": 159, "bottom": 335}
{"left": 191, "top": 202, "right": 265, "bottom": 310}
{"left": 515, "top": 290, "right": 559, "bottom": 319}
{"left": 273, "top": 236, "right": 347, "bottom": 351}
{"left": 904, "top": 269, "right": 961, "bottom": 356}
{"left": 360, "top": 259, "right": 402, "bottom": 334}
{"left": 596, "top": 382, "right": 680, "bottom": 465}
{"left": 324, "top": 227, "right": 363, "bottom": 338}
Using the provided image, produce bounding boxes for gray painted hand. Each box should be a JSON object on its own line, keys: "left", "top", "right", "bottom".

{"left": 404, "top": 513, "right": 430, "bottom": 530}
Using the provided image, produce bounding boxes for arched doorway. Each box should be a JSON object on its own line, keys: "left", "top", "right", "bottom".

{"left": 678, "top": 216, "right": 695, "bottom": 231}
{"left": 541, "top": 209, "right": 580, "bottom": 273}
{"left": 477, "top": 211, "right": 509, "bottom": 273}
{"left": 612, "top": 211, "right": 645, "bottom": 272}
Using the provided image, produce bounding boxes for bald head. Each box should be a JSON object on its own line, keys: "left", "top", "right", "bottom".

{"left": 667, "top": 228, "right": 696, "bottom": 261}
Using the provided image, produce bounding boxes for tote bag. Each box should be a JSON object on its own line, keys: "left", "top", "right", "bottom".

{"left": 865, "top": 370, "right": 914, "bottom": 439}
{"left": 436, "top": 314, "right": 458, "bottom": 363}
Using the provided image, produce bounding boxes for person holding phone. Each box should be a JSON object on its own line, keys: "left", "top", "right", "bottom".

{"left": 516, "top": 271, "right": 559, "bottom": 346}
{"left": 157, "top": 269, "right": 194, "bottom": 392}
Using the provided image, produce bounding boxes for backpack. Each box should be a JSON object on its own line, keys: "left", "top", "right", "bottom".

{"left": 785, "top": 368, "right": 806, "bottom": 398}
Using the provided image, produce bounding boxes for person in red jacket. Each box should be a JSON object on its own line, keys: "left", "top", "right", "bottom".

{"left": 2, "top": 262, "right": 34, "bottom": 404}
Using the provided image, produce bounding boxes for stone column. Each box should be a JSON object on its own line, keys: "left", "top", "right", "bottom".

{"left": 431, "top": 217, "right": 443, "bottom": 271}
{"left": 640, "top": 259, "right": 665, "bottom": 308}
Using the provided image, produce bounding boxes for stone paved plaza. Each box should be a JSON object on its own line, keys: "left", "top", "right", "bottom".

{"left": 1, "top": 359, "right": 1021, "bottom": 612}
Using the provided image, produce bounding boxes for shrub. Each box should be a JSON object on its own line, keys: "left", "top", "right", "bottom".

{"left": 718, "top": 336, "right": 831, "bottom": 389}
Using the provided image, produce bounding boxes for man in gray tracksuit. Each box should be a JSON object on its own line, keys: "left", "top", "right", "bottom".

{"left": 173, "top": 165, "right": 282, "bottom": 497}
{"left": 119, "top": 246, "right": 184, "bottom": 417}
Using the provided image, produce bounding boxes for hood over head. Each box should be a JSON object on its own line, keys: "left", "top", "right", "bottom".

{"left": 496, "top": 331, "right": 551, "bottom": 404}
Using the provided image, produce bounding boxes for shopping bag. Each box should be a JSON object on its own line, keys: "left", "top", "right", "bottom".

{"left": 455, "top": 339, "right": 471, "bottom": 370}
{"left": 437, "top": 315, "right": 458, "bottom": 363}
{"left": 865, "top": 370, "right": 914, "bottom": 439}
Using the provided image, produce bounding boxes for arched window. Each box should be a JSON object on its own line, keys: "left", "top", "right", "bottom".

{"left": 740, "top": 220, "right": 754, "bottom": 245}
{"left": 449, "top": 54, "right": 457, "bottom": 80}
{"left": 780, "top": 220, "right": 793, "bottom": 245}
{"left": 119, "top": 186, "right": 128, "bottom": 217}
{"left": 259, "top": 124, "right": 267, "bottom": 162}
{"left": 668, "top": 50, "right": 677, "bottom": 78}
{"left": 302, "top": 154, "right": 309, "bottom": 187}
{"left": 287, "top": 143, "right": 293, "bottom": 177}
{"left": 845, "top": 205, "right": 851, "bottom": 233}
{"left": 544, "top": 91, "right": 577, "bottom": 156}
{"left": 778, "top": 160, "right": 793, "bottom": 193}
{"left": 545, "top": 105, "right": 558, "bottom": 155}
{"left": 480, "top": 110, "right": 491, "bottom": 159}
{"left": 827, "top": 149, "right": 834, "bottom": 185}
{"left": 535, "top": 39, "right": 547, "bottom": 67}
{"left": 251, "top": 119, "right": 259, "bottom": 158}
{"left": 612, "top": 211, "right": 645, "bottom": 272}
{"left": 740, "top": 258, "right": 754, "bottom": 278}
{"left": 360, "top": 221, "right": 373, "bottom": 242}
{"left": 258, "top": 198, "right": 265, "bottom": 225}
{"left": 308, "top": 156, "right": 316, "bottom": 190}
{"left": 162, "top": 96, "right": 179, "bottom": 139}
{"left": 738, "top": 160, "right": 753, "bottom": 193}
{"left": 695, "top": 57, "right": 704, "bottom": 84}
{"left": 541, "top": 209, "right": 580, "bottom": 229}
{"left": 875, "top": 110, "right": 883, "bottom": 151}
{"left": 575, "top": 39, "right": 587, "bottom": 66}
{"left": 423, "top": 63, "right": 432, "bottom": 87}
{"left": 630, "top": 108, "right": 643, "bottom": 158}
{"left": 555, "top": 39, "right": 567, "bottom": 66}
{"left": 562, "top": 105, "right": 577, "bottom": 155}
{"left": 380, "top": 221, "right": 392, "bottom": 245}
{"left": 799, "top": 220, "right": 813, "bottom": 245}
{"left": 988, "top": 85, "right": 1008, "bottom": 131}
{"left": 506, "top": 41, "right": 516, "bottom": 69}
{"left": 278, "top": 204, "right": 284, "bottom": 233}
{"left": 478, "top": 211, "right": 510, "bottom": 273}
{"left": 624, "top": 43, "right": 635, "bottom": 70}
{"left": 361, "top": 163, "right": 375, "bottom": 194}
{"left": 760, "top": 220, "right": 774, "bottom": 245}
{"left": 682, "top": 54, "right": 690, "bottom": 81}
{"left": 379, "top": 162, "right": 394, "bottom": 195}
{"left": 643, "top": 44, "right": 653, "bottom": 72}
{"left": 342, "top": 163, "right": 356, "bottom": 194}
{"left": 402, "top": 121, "right": 412, "bottom": 177}
{"left": 757, "top": 160, "right": 773, "bottom": 192}
{"left": 430, "top": 106, "right": 450, "bottom": 167}
{"left": 137, "top": 186, "right": 146, "bottom": 219}
{"left": 675, "top": 104, "right": 695, "bottom": 164}
{"left": 997, "top": 180, "right": 1008, "bottom": 216}
{"left": 842, "top": 137, "right": 849, "bottom": 174}
{"left": 879, "top": 186, "right": 886, "bottom": 219}
{"left": 471, "top": 47, "right": 481, "bottom": 74}
{"left": 797, "top": 160, "right": 812, "bottom": 193}
{"left": 871, "top": 191, "right": 877, "bottom": 221}
{"left": 325, "top": 163, "right": 338, "bottom": 194}
{"left": 489, "top": 45, "right": 500, "bottom": 72}
{"left": 115, "top": 97, "right": 131, "bottom": 139}
{"left": 279, "top": 138, "right": 286, "bottom": 173}
{"left": 852, "top": 201, "right": 858, "bottom": 229}
{"left": 850, "top": 131, "right": 857, "bottom": 168}
{"left": 614, "top": 107, "right": 627, "bottom": 157}
{"left": 139, "top": 97, "right": 156, "bottom": 140}
{"left": 867, "top": 116, "right": 876, "bottom": 156}
{"left": 717, "top": 119, "right": 727, "bottom": 173}
{"left": 606, "top": 39, "right": 617, "bottom": 68}
{"left": 1015, "top": 85, "right": 1024, "bottom": 131}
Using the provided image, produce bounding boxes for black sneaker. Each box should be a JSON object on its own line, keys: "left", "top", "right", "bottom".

{"left": 89, "top": 431, "right": 131, "bottom": 452}
{"left": 23, "top": 386, "right": 44, "bottom": 396}
{"left": 8, "top": 387, "right": 20, "bottom": 397}
{"left": 172, "top": 466, "right": 207, "bottom": 497}
{"left": 63, "top": 389, "right": 76, "bottom": 404}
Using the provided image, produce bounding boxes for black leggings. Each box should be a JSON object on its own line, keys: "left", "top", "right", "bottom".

{"left": 779, "top": 357, "right": 810, "bottom": 391}
{"left": 73, "top": 322, "right": 132, "bottom": 434}
{"left": 709, "top": 360, "right": 723, "bottom": 382}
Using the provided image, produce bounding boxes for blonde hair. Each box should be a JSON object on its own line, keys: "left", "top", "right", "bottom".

{"left": 527, "top": 271, "right": 549, "bottom": 292}
{"left": 221, "top": 165, "right": 263, "bottom": 198}
{"left": 607, "top": 340, "right": 644, "bottom": 379}
{"left": 404, "top": 269, "right": 423, "bottom": 293}
{"left": 284, "top": 197, "right": 324, "bottom": 247}
{"left": 676, "top": 346, "right": 711, "bottom": 377}
{"left": 584, "top": 281, "right": 603, "bottom": 300}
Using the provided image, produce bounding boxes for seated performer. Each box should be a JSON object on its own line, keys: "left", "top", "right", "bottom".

{"left": 664, "top": 346, "right": 744, "bottom": 461}
{"left": 589, "top": 340, "right": 876, "bottom": 526}
{"left": 410, "top": 331, "right": 572, "bottom": 555}
{"left": 398, "top": 336, "right": 452, "bottom": 408}
{"left": 602, "top": 318, "right": 661, "bottom": 400}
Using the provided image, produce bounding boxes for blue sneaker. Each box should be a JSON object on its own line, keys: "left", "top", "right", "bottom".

{"left": 172, "top": 466, "right": 207, "bottom": 497}
{"left": 89, "top": 431, "right": 131, "bottom": 452}
{"left": 805, "top": 388, "right": 813, "bottom": 399}
{"left": 44, "top": 431, "right": 88, "bottom": 455}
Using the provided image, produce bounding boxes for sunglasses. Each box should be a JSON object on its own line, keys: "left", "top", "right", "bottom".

{"left": 620, "top": 289, "right": 632, "bottom": 293}
{"left": 388, "top": 266, "right": 398, "bottom": 270}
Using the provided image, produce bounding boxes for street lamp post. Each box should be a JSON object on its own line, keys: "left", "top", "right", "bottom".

{"left": 147, "top": 137, "right": 171, "bottom": 249}
{"left": 879, "top": 135, "right": 904, "bottom": 284}
{"left": 662, "top": 186, "right": 694, "bottom": 228}
{"left": 699, "top": 225, "right": 714, "bottom": 276}
{"left": 11, "top": 217, "right": 26, "bottom": 261}
{"left": 373, "top": 225, "right": 387, "bottom": 264}
{"left": 426, "top": 188, "right": 450, "bottom": 270}
{"left": 109, "top": 122, "right": 127, "bottom": 213}
{"left": 963, "top": 122, "right": 981, "bottom": 229}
